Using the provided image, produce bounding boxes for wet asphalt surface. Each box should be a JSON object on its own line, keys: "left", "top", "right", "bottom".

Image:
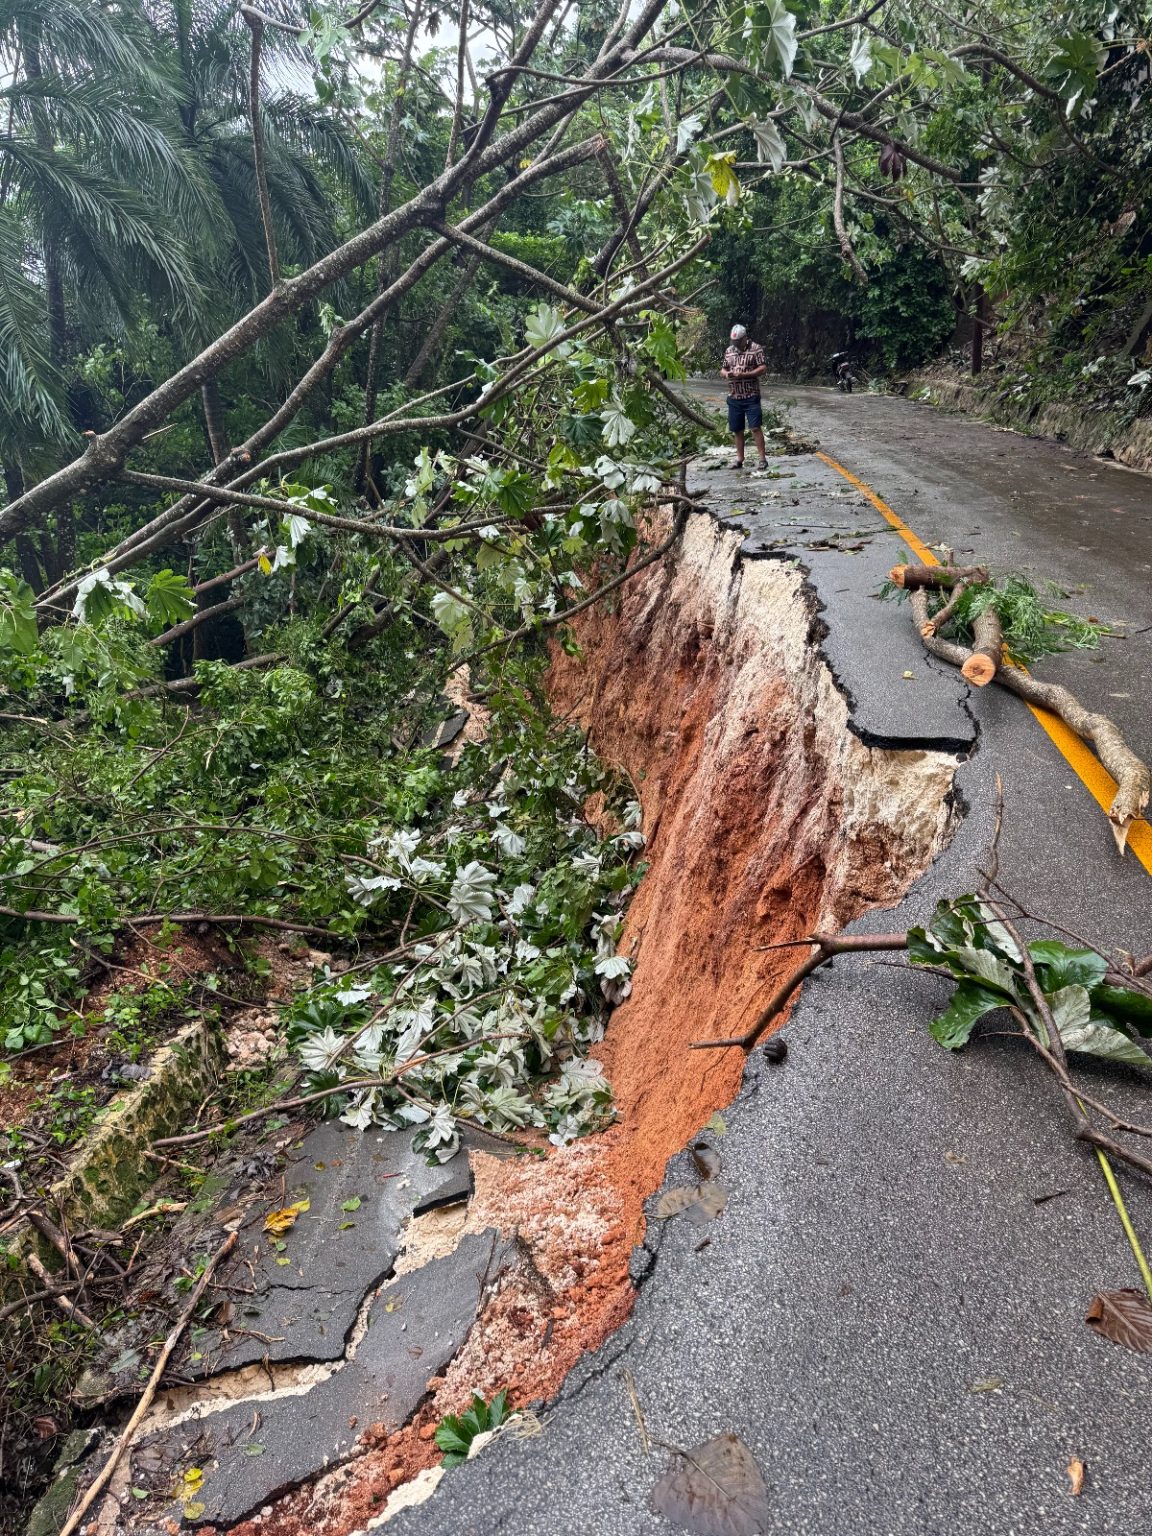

{"left": 393, "top": 384, "right": 1152, "bottom": 1536}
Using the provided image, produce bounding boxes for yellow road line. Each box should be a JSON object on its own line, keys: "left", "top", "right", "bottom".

{"left": 816, "top": 449, "right": 1152, "bottom": 876}
{"left": 816, "top": 450, "right": 938, "bottom": 566}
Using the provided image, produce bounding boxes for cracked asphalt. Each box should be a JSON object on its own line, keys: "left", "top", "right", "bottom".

{"left": 389, "top": 384, "right": 1152, "bottom": 1535}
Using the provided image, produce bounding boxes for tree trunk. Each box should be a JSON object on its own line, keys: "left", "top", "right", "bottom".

{"left": 971, "top": 286, "right": 987, "bottom": 376}
{"left": 355, "top": 1, "right": 424, "bottom": 493}
{"left": 201, "top": 379, "right": 228, "bottom": 465}
{"left": 959, "top": 607, "right": 1002, "bottom": 686}
{"left": 403, "top": 249, "right": 486, "bottom": 390}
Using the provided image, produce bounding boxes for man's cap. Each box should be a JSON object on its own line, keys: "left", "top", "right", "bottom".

{"left": 730, "top": 324, "right": 748, "bottom": 340}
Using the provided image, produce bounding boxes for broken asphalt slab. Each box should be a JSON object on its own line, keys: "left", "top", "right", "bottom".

{"left": 80, "top": 1120, "right": 475, "bottom": 1403}
{"left": 189, "top": 1121, "right": 475, "bottom": 1376}
{"left": 688, "top": 447, "right": 977, "bottom": 754}
{"left": 136, "top": 1229, "right": 513, "bottom": 1527}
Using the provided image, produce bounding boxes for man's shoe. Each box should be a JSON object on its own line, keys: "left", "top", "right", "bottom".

{"left": 731, "top": 460, "right": 744, "bottom": 470}
{"left": 756, "top": 458, "right": 769, "bottom": 470}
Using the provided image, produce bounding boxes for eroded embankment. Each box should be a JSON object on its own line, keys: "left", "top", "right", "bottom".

{"left": 227, "top": 513, "right": 958, "bottom": 1536}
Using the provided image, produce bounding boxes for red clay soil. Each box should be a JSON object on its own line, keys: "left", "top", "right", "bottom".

{"left": 226, "top": 516, "right": 951, "bottom": 1536}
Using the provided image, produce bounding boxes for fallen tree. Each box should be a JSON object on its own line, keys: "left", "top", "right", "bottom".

{"left": 891, "top": 563, "right": 1151, "bottom": 853}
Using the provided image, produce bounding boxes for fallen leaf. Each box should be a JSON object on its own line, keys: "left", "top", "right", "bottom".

{"left": 1067, "top": 1457, "right": 1085, "bottom": 1496}
{"left": 244, "top": 1444, "right": 265, "bottom": 1457}
{"left": 184, "top": 1502, "right": 206, "bottom": 1520}
{"left": 706, "top": 1113, "right": 726, "bottom": 1137}
{"left": 131, "top": 1488, "right": 149, "bottom": 1501}
{"left": 658, "top": 1182, "right": 729, "bottom": 1224}
{"left": 1085, "top": 1288, "right": 1152, "bottom": 1352}
{"left": 657, "top": 1187, "right": 700, "bottom": 1219}
{"left": 691, "top": 1143, "right": 721, "bottom": 1181}
{"left": 968, "top": 1377, "right": 1003, "bottom": 1393}
{"left": 263, "top": 1198, "right": 310, "bottom": 1235}
{"left": 275, "top": 1256, "right": 292, "bottom": 1266}
{"left": 690, "top": 1183, "right": 728, "bottom": 1223}
{"left": 32, "top": 1416, "right": 59, "bottom": 1440}
{"left": 341, "top": 1196, "right": 362, "bottom": 1212}
{"left": 944, "top": 1150, "right": 968, "bottom": 1166}
{"left": 650, "top": 1432, "right": 770, "bottom": 1535}
{"left": 902, "top": 670, "right": 915, "bottom": 680}
{"left": 183, "top": 1469, "right": 203, "bottom": 1486}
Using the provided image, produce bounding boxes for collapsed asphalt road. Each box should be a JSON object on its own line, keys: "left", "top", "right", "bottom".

{"left": 387, "top": 385, "right": 1152, "bottom": 1535}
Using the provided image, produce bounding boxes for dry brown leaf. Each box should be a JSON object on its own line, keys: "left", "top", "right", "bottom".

{"left": 650, "top": 1432, "right": 770, "bottom": 1536}
{"left": 689, "top": 1183, "right": 728, "bottom": 1223}
{"left": 691, "top": 1143, "right": 721, "bottom": 1181}
{"left": 656, "top": 1188, "right": 700, "bottom": 1219}
{"left": 1085, "top": 1288, "right": 1152, "bottom": 1352}
{"left": 657, "top": 1182, "right": 729, "bottom": 1224}
{"left": 1067, "top": 1457, "right": 1085, "bottom": 1496}
{"left": 263, "top": 1198, "right": 310, "bottom": 1235}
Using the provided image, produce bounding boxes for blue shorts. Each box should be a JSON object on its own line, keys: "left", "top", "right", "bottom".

{"left": 727, "top": 395, "right": 762, "bottom": 432}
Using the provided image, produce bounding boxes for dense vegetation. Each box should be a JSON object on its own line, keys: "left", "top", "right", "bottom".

{"left": 0, "top": 0, "right": 1146, "bottom": 1137}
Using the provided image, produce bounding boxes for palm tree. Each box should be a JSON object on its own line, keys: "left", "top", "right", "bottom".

{"left": 0, "top": 0, "right": 374, "bottom": 580}
{"left": 0, "top": 0, "right": 208, "bottom": 587}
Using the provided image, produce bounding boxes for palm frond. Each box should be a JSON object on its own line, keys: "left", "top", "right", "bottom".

{"left": 0, "top": 207, "right": 70, "bottom": 447}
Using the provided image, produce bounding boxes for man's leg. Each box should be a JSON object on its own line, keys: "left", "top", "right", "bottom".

{"left": 747, "top": 399, "right": 767, "bottom": 466}
{"left": 727, "top": 397, "right": 745, "bottom": 466}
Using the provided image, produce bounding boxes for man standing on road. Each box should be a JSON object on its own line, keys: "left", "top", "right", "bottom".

{"left": 721, "top": 324, "right": 768, "bottom": 471}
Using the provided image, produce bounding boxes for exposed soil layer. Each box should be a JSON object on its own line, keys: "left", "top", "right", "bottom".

{"left": 226, "top": 512, "right": 958, "bottom": 1536}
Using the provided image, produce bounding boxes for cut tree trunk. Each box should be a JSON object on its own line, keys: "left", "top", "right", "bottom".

{"left": 891, "top": 562, "right": 988, "bottom": 590}
{"left": 960, "top": 607, "right": 1002, "bottom": 686}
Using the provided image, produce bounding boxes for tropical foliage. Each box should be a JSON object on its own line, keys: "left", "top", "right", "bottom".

{"left": 0, "top": 0, "right": 1146, "bottom": 1132}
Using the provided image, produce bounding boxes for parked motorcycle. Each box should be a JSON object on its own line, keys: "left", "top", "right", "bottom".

{"left": 830, "top": 351, "right": 855, "bottom": 393}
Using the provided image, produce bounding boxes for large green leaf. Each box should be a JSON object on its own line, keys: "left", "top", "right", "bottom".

{"left": 952, "top": 946, "right": 1018, "bottom": 995}
{"left": 1060, "top": 1019, "right": 1151, "bottom": 1070}
{"left": 928, "top": 979, "right": 1007, "bottom": 1050}
{"left": 1030, "top": 941, "right": 1107, "bottom": 992}
{"left": 1092, "top": 984, "right": 1152, "bottom": 1037}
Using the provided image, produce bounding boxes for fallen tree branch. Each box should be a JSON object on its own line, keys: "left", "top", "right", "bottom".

{"left": 920, "top": 577, "right": 970, "bottom": 638}
{"left": 0, "top": 1282, "right": 81, "bottom": 1323}
{"left": 57, "top": 1230, "right": 238, "bottom": 1536}
{"left": 26, "top": 1254, "right": 98, "bottom": 1332}
{"left": 0, "top": 905, "right": 339, "bottom": 937}
{"left": 908, "top": 588, "right": 1151, "bottom": 851}
{"left": 961, "top": 607, "right": 1003, "bottom": 687}
{"left": 690, "top": 932, "right": 908, "bottom": 1050}
{"left": 890, "top": 562, "right": 988, "bottom": 590}
{"left": 831, "top": 131, "right": 868, "bottom": 284}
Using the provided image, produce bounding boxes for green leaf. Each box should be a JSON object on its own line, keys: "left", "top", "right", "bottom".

{"left": 926, "top": 898, "right": 978, "bottom": 951}
{"left": 0, "top": 570, "right": 38, "bottom": 655}
{"left": 524, "top": 303, "right": 565, "bottom": 350}
{"left": 341, "top": 1196, "right": 361, "bottom": 1211}
{"left": 750, "top": 118, "right": 786, "bottom": 173}
{"left": 848, "top": 30, "right": 873, "bottom": 82}
{"left": 1092, "top": 985, "right": 1152, "bottom": 1036}
{"left": 1047, "top": 983, "right": 1091, "bottom": 1038}
{"left": 928, "top": 979, "right": 1007, "bottom": 1050}
{"left": 749, "top": 0, "right": 799, "bottom": 77}
{"left": 145, "top": 569, "right": 196, "bottom": 629}
{"left": 704, "top": 151, "right": 741, "bottom": 206}
{"left": 1059, "top": 1018, "right": 1151, "bottom": 1070}
{"left": 952, "top": 946, "right": 1019, "bottom": 996}
{"left": 1030, "top": 942, "right": 1108, "bottom": 992}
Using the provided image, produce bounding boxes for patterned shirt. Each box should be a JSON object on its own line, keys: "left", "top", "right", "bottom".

{"left": 723, "top": 341, "right": 766, "bottom": 399}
